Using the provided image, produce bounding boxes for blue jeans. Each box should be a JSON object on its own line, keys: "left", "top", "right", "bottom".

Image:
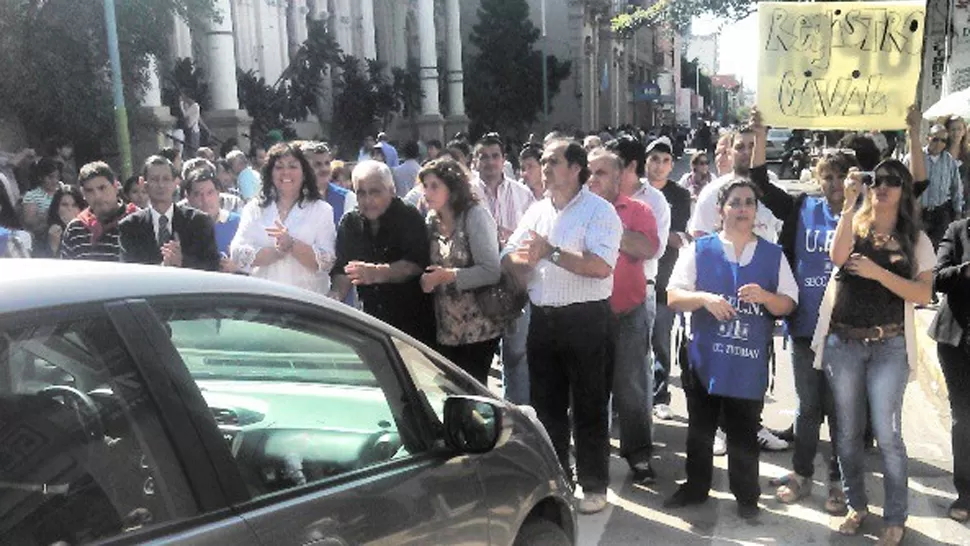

{"left": 824, "top": 333, "right": 909, "bottom": 525}
{"left": 609, "top": 304, "right": 653, "bottom": 466}
{"left": 501, "top": 306, "right": 530, "bottom": 405}
{"left": 652, "top": 301, "right": 675, "bottom": 405}
{"left": 791, "top": 337, "right": 840, "bottom": 481}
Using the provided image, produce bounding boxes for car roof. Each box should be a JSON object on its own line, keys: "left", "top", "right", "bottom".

{"left": 0, "top": 260, "right": 393, "bottom": 334}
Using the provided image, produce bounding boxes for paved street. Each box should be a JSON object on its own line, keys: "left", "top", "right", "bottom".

{"left": 490, "top": 154, "right": 970, "bottom": 545}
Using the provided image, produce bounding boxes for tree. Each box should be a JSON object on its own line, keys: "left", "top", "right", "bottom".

{"left": 0, "top": 0, "right": 216, "bottom": 162}
{"left": 612, "top": 0, "right": 760, "bottom": 36}
{"left": 465, "top": 0, "right": 571, "bottom": 142}
{"left": 331, "top": 57, "right": 402, "bottom": 159}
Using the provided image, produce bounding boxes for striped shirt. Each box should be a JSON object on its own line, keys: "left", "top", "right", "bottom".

{"left": 59, "top": 206, "right": 134, "bottom": 261}
{"left": 503, "top": 186, "right": 622, "bottom": 307}
{"left": 917, "top": 149, "right": 964, "bottom": 214}
{"left": 473, "top": 176, "right": 536, "bottom": 239}
{"left": 22, "top": 187, "right": 57, "bottom": 215}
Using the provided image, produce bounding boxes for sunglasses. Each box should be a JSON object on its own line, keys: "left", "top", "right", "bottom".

{"left": 863, "top": 174, "right": 904, "bottom": 188}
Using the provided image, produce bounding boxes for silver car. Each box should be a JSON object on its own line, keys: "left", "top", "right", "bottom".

{"left": 765, "top": 128, "right": 793, "bottom": 160}
{"left": 0, "top": 261, "right": 576, "bottom": 546}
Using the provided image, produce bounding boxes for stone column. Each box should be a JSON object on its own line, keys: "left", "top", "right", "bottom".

{"left": 391, "top": 0, "right": 407, "bottom": 69}
{"left": 443, "top": 0, "right": 467, "bottom": 137}
{"left": 333, "top": 0, "right": 353, "bottom": 55}
{"left": 134, "top": 55, "right": 176, "bottom": 165}
{"left": 172, "top": 15, "right": 193, "bottom": 59}
{"left": 360, "top": 0, "right": 377, "bottom": 60}
{"left": 288, "top": 0, "right": 309, "bottom": 54}
{"left": 416, "top": 0, "right": 443, "bottom": 141}
{"left": 206, "top": 0, "right": 252, "bottom": 147}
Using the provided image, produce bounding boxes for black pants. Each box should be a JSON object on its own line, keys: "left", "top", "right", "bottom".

{"left": 939, "top": 341, "right": 970, "bottom": 508}
{"left": 923, "top": 203, "right": 955, "bottom": 249}
{"left": 436, "top": 338, "right": 500, "bottom": 385}
{"left": 528, "top": 300, "right": 611, "bottom": 494}
{"left": 682, "top": 368, "right": 763, "bottom": 505}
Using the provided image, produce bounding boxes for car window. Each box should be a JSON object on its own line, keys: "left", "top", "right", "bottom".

{"left": 155, "top": 305, "right": 423, "bottom": 501}
{"left": 392, "top": 337, "right": 470, "bottom": 425}
{"left": 0, "top": 314, "right": 197, "bottom": 545}
{"left": 767, "top": 129, "right": 792, "bottom": 140}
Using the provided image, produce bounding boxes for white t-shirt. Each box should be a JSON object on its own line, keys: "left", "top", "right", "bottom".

{"left": 668, "top": 234, "right": 799, "bottom": 304}
{"left": 632, "top": 180, "right": 671, "bottom": 280}
{"left": 688, "top": 173, "right": 782, "bottom": 242}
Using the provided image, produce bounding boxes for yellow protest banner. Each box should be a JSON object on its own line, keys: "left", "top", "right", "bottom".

{"left": 757, "top": 1, "right": 925, "bottom": 130}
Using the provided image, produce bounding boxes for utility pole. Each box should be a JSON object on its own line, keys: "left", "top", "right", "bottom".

{"left": 541, "top": 0, "right": 549, "bottom": 135}
{"left": 103, "top": 0, "right": 132, "bottom": 179}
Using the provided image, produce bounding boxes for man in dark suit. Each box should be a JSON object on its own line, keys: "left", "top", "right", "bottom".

{"left": 119, "top": 155, "right": 219, "bottom": 271}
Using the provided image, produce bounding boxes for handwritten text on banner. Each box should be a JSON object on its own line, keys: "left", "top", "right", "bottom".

{"left": 757, "top": 1, "right": 925, "bottom": 130}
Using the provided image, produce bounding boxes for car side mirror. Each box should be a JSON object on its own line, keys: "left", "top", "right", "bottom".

{"left": 443, "top": 396, "right": 504, "bottom": 454}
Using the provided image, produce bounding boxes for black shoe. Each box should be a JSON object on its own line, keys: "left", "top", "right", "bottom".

{"left": 770, "top": 424, "right": 795, "bottom": 443}
{"left": 663, "top": 485, "right": 708, "bottom": 508}
{"left": 738, "top": 502, "right": 761, "bottom": 519}
{"left": 631, "top": 462, "right": 656, "bottom": 486}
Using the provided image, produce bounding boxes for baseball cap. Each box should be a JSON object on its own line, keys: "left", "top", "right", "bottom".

{"left": 645, "top": 136, "right": 673, "bottom": 155}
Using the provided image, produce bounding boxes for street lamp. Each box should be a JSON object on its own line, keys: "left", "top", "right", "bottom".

{"left": 103, "top": 0, "right": 133, "bottom": 179}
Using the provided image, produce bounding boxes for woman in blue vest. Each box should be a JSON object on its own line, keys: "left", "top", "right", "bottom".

{"left": 665, "top": 179, "right": 797, "bottom": 519}
{"left": 817, "top": 159, "right": 935, "bottom": 545}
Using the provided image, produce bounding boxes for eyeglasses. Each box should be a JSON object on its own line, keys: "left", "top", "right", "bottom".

{"left": 864, "top": 174, "right": 904, "bottom": 188}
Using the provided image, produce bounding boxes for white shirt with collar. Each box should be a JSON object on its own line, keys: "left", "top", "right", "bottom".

{"left": 631, "top": 179, "right": 671, "bottom": 280}
{"left": 688, "top": 173, "right": 782, "bottom": 242}
{"left": 149, "top": 204, "right": 175, "bottom": 242}
{"left": 502, "top": 186, "right": 622, "bottom": 307}
{"left": 472, "top": 175, "right": 536, "bottom": 235}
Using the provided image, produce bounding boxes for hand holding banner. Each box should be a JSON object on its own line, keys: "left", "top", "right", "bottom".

{"left": 757, "top": 1, "right": 925, "bottom": 130}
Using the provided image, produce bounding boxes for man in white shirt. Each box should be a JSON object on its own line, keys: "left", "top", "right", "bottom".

{"left": 473, "top": 133, "right": 536, "bottom": 406}
{"left": 392, "top": 141, "right": 422, "bottom": 197}
{"left": 502, "top": 139, "right": 621, "bottom": 514}
{"left": 689, "top": 128, "right": 782, "bottom": 241}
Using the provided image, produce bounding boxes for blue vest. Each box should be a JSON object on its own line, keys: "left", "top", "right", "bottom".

{"left": 788, "top": 197, "right": 838, "bottom": 338}
{"left": 325, "top": 183, "right": 350, "bottom": 226}
{"left": 214, "top": 212, "right": 241, "bottom": 256}
{"left": 689, "top": 235, "right": 781, "bottom": 400}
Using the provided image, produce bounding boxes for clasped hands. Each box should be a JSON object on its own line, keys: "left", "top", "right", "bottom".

{"left": 161, "top": 236, "right": 183, "bottom": 267}
{"left": 508, "top": 230, "right": 554, "bottom": 268}
{"left": 703, "top": 283, "right": 771, "bottom": 321}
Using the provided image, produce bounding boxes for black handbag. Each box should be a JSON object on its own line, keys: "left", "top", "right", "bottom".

{"left": 459, "top": 213, "right": 528, "bottom": 325}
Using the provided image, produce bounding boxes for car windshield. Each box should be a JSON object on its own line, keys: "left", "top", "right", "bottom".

{"left": 767, "top": 129, "right": 792, "bottom": 140}
{"left": 169, "top": 318, "right": 377, "bottom": 387}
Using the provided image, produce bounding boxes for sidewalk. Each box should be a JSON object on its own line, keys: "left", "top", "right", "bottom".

{"left": 914, "top": 307, "right": 952, "bottom": 432}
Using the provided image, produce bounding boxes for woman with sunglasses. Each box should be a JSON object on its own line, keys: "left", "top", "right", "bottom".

{"left": 813, "top": 151, "right": 935, "bottom": 544}
{"left": 678, "top": 151, "right": 713, "bottom": 199}
{"left": 665, "top": 179, "right": 797, "bottom": 519}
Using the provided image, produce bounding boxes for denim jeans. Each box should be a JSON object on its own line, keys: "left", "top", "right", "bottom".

{"left": 824, "top": 333, "right": 909, "bottom": 525}
{"left": 652, "top": 302, "right": 676, "bottom": 405}
{"left": 791, "top": 337, "right": 840, "bottom": 481}
{"left": 644, "top": 288, "right": 657, "bottom": 389}
{"left": 501, "top": 305, "right": 531, "bottom": 405}
{"left": 609, "top": 304, "right": 653, "bottom": 466}
{"left": 528, "top": 301, "right": 611, "bottom": 493}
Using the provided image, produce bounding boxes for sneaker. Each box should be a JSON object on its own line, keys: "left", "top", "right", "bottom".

{"left": 713, "top": 428, "right": 727, "bottom": 456}
{"left": 653, "top": 403, "right": 674, "bottom": 420}
{"left": 769, "top": 424, "right": 795, "bottom": 442}
{"left": 758, "top": 426, "right": 790, "bottom": 451}
{"left": 663, "top": 485, "right": 708, "bottom": 508}
{"left": 578, "top": 492, "right": 609, "bottom": 514}
{"left": 631, "top": 461, "right": 656, "bottom": 486}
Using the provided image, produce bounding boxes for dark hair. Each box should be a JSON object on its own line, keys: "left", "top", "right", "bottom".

{"left": 141, "top": 155, "right": 179, "bottom": 179}
{"left": 219, "top": 137, "right": 240, "bottom": 159}
{"left": 854, "top": 158, "right": 921, "bottom": 276}
{"left": 122, "top": 174, "right": 140, "bottom": 195}
{"left": 815, "top": 150, "right": 859, "bottom": 179}
{"left": 400, "top": 140, "right": 419, "bottom": 160}
{"left": 475, "top": 132, "right": 504, "bottom": 151}
{"left": 427, "top": 139, "right": 442, "bottom": 149}
{"left": 159, "top": 146, "right": 181, "bottom": 164}
{"left": 78, "top": 161, "right": 116, "bottom": 187}
{"left": 519, "top": 143, "right": 542, "bottom": 163}
{"left": 605, "top": 134, "right": 645, "bottom": 176}
{"left": 0, "top": 183, "right": 21, "bottom": 229}
{"left": 47, "top": 185, "right": 86, "bottom": 229}
{"left": 249, "top": 143, "right": 267, "bottom": 160}
{"left": 214, "top": 157, "right": 231, "bottom": 173}
{"left": 716, "top": 179, "right": 762, "bottom": 211}
{"left": 836, "top": 133, "right": 881, "bottom": 171}
{"left": 548, "top": 139, "right": 590, "bottom": 185}
{"left": 690, "top": 151, "right": 709, "bottom": 168}
{"left": 446, "top": 138, "right": 471, "bottom": 159}
{"left": 181, "top": 158, "right": 218, "bottom": 195}
{"left": 32, "top": 157, "right": 61, "bottom": 188}
{"left": 258, "top": 142, "right": 320, "bottom": 208}
{"left": 418, "top": 158, "right": 479, "bottom": 216}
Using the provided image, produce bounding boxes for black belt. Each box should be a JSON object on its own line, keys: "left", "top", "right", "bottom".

{"left": 531, "top": 300, "right": 608, "bottom": 314}
{"left": 647, "top": 279, "right": 656, "bottom": 286}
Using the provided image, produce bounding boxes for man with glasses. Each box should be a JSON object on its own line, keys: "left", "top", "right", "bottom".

{"left": 908, "top": 124, "right": 963, "bottom": 248}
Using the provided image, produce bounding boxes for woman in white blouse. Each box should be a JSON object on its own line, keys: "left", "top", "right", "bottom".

{"left": 230, "top": 142, "right": 336, "bottom": 292}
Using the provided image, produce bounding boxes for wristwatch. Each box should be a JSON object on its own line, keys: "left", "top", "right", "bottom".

{"left": 550, "top": 246, "right": 562, "bottom": 265}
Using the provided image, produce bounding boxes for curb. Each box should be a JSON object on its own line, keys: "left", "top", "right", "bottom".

{"left": 914, "top": 308, "right": 952, "bottom": 430}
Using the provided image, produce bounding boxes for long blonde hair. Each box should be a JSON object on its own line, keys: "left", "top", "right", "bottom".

{"left": 942, "top": 116, "right": 970, "bottom": 161}
{"left": 852, "top": 159, "right": 922, "bottom": 276}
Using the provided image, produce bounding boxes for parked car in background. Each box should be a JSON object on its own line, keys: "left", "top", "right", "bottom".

{"left": 0, "top": 261, "right": 576, "bottom": 546}
{"left": 765, "top": 128, "right": 794, "bottom": 160}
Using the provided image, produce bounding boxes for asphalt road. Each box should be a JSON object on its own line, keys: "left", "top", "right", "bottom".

{"left": 492, "top": 155, "right": 969, "bottom": 545}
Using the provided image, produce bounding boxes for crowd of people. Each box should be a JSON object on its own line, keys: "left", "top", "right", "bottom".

{"left": 1, "top": 105, "right": 969, "bottom": 546}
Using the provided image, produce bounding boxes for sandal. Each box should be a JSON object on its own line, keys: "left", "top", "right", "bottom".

{"left": 775, "top": 473, "right": 812, "bottom": 504}
{"left": 837, "top": 509, "right": 868, "bottom": 535}
{"left": 875, "top": 525, "right": 905, "bottom": 546}
{"left": 824, "top": 483, "right": 848, "bottom": 515}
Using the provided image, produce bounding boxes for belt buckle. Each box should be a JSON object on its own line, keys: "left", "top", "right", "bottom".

{"left": 863, "top": 325, "right": 884, "bottom": 345}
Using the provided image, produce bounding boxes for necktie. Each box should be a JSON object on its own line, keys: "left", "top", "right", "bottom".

{"left": 158, "top": 215, "right": 171, "bottom": 247}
